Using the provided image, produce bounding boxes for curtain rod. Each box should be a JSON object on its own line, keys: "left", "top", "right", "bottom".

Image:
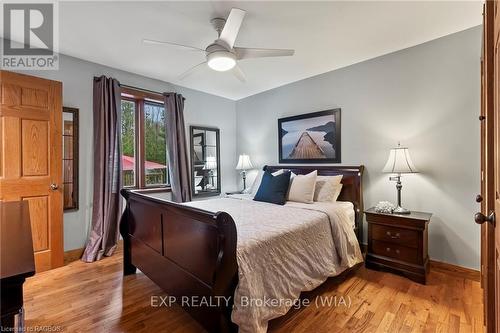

{"left": 93, "top": 76, "right": 183, "bottom": 99}
{"left": 122, "top": 84, "right": 185, "bottom": 101}
{"left": 120, "top": 84, "right": 164, "bottom": 96}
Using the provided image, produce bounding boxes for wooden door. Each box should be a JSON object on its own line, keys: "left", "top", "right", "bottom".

{"left": 0, "top": 70, "right": 63, "bottom": 272}
{"left": 494, "top": 1, "right": 500, "bottom": 330}
{"left": 480, "top": 1, "right": 500, "bottom": 332}
{"left": 481, "top": 2, "right": 495, "bottom": 331}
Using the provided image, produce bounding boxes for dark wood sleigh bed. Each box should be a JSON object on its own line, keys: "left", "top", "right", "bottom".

{"left": 119, "top": 165, "right": 364, "bottom": 333}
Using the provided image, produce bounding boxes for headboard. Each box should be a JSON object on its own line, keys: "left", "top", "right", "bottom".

{"left": 263, "top": 165, "right": 365, "bottom": 242}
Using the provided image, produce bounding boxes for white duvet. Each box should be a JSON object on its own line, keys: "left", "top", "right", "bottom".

{"left": 183, "top": 196, "right": 363, "bottom": 333}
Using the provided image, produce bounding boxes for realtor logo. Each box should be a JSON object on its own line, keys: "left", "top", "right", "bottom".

{"left": 1, "top": 1, "right": 59, "bottom": 70}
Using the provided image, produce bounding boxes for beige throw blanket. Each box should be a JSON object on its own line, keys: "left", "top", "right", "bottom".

{"left": 184, "top": 197, "right": 363, "bottom": 333}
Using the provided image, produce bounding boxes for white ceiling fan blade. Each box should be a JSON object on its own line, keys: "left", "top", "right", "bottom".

{"left": 178, "top": 61, "right": 207, "bottom": 81}
{"left": 142, "top": 39, "right": 205, "bottom": 52}
{"left": 235, "top": 47, "right": 295, "bottom": 60}
{"left": 232, "top": 64, "right": 246, "bottom": 82}
{"left": 219, "top": 8, "right": 246, "bottom": 49}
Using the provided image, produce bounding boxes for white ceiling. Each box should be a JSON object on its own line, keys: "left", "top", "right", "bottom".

{"left": 58, "top": 1, "right": 482, "bottom": 100}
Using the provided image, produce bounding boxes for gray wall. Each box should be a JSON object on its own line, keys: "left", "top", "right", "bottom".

{"left": 236, "top": 27, "right": 482, "bottom": 269}
{"left": 15, "top": 53, "right": 238, "bottom": 251}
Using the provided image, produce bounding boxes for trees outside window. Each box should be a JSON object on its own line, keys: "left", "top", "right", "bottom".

{"left": 120, "top": 88, "right": 169, "bottom": 189}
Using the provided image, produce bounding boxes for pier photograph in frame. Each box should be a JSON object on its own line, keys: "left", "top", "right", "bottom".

{"left": 278, "top": 109, "right": 341, "bottom": 163}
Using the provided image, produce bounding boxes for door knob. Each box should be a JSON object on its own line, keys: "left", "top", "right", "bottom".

{"left": 474, "top": 211, "right": 495, "bottom": 225}
{"left": 50, "top": 183, "right": 59, "bottom": 190}
{"left": 476, "top": 194, "right": 483, "bottom": 203}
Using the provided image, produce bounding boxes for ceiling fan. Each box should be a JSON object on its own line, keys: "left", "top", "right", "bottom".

{"left": 142, "top": 8, "right": 295, "bottom": 82}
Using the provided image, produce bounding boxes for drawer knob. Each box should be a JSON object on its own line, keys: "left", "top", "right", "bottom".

{"left": 386, "top": 231, "right": 400, "bottom": 239}
{"left": 386, "top": 247, "right": 400, "bottom": 254}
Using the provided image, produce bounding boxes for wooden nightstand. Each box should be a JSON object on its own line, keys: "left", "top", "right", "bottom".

{"left": 365, "top": 208, "right": 432, "bottom": 284}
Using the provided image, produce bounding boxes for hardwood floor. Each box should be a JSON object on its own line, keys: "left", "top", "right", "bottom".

{"left": 24, "top": 248, "right": 484, "bottom": 333}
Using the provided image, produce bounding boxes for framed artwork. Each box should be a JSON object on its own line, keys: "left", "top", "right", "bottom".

{"left": 278, "top": 109, "right": 341, "bottom": 163}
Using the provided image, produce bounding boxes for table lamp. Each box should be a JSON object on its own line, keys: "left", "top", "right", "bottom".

{"left": 236, "top": 154, "right": 253, "bottom": 191}
{"left": 204, "top": 156, "right": 217, "bottom": 188}
{"left": 382, "top": 143, "right": 418, "bottom": 214}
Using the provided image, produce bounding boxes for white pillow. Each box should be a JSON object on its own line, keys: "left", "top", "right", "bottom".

{"left": 332, "top": 183, "right": 343, "bottom": 201}
{"left": 274, "top": 169, "right": 298, "bottom": 178}
{"left": 272, "top": 169, "right": 284, "bottom": 175}
{"left": 287, "top": 170, "right": 317, "bottom": 203}
{"left": 318, "top": 175, "right": 343, "bottom": 185}
{"left": 314, "top": 175, "right": 343, "bottom": 202}
{"left": 249, "top": 170, "right": 264, "bottom": 195}
{"left": 271, "top": 169, "right": 293, "bottom": 176}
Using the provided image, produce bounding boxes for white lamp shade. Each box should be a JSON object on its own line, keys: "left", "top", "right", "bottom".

{"left": 382, "top": 146, "right": 418, "bottom": 174}
{"left": 236, "top": 154, "right": 253, "bottom": 170}
{"left": 204, "top": 156, "right": 217, "bottom": 170}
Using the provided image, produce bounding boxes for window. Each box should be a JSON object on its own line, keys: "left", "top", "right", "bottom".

{"left": 144, "top": 101, "right": 167, "bottom": 186}
{"left": 120, "top": 87, "right": 169, "bottom": 189}
{"left": 121, "top": 99, "right": 136, "bottom": 187}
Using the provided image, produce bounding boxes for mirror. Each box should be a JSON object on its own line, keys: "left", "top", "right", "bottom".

{"left": 190, "top": 126, "right": 220, "bottom": 197}
{"left": 63, "top": 107, "right": 79, "bottom": 211}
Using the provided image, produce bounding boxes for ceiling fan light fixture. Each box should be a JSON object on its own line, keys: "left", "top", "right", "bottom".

{"left": 207, "top": 51, "right": 236, "bottom": 71}
{"left": 147, "top": 8, "right": 295, "bottom": 81}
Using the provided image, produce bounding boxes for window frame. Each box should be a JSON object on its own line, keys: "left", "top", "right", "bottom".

{"left": 121, "top": 87, "right": 170, "bottom": 191}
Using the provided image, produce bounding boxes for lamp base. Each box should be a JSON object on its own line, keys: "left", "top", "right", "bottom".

{"left": 393, "top": 206, "right": 411, "bottom": 214}
{"left": 241, "top": 170, "right": 247, "bottom": 192}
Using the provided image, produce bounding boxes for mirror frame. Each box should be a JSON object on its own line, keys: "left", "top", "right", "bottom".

{"left": 63, "top": 107, "right": 79, "bottom": 211}
{"left": 189, "top": 126, "right": 221, "bottom": 198}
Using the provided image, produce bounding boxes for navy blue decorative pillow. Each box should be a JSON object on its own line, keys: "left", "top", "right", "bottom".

{"left": 253, "top": 170, "right": 291, "bottom": 205}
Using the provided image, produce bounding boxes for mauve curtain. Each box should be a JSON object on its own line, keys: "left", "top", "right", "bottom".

{"left": 82, "top": 76, "right": 122, "bottom": 262}
{"left": 164, "top": 93, "right": 192, "bottom": 202}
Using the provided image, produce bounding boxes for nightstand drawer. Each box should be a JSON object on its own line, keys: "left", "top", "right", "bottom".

{"left": 372, "top": 240, "right": 418, "bottom": 264}
{"left": 371, "top": 224, "right": 418, "bottom": 248}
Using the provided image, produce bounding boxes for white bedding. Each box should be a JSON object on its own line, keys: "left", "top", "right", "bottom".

{"left": 183, "top": 196, "right": 363, "bottom": 333}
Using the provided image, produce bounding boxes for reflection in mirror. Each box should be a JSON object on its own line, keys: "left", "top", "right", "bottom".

{"left": 205, "top": 130, "right": 217, "bottom": 146}
{"left": 63, "top": 107, "right": 79, "bottom": 211}
{"left": 190, "top": 126, "right": 220, "bottom": 197}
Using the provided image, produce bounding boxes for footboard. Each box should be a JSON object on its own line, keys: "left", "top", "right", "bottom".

{"left": 119, "top": 189, "right": 238, "bottom": 333}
